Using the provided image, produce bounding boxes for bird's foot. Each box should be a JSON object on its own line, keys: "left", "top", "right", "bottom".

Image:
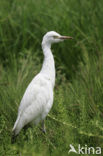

{"left": 42, "top": 128, "right": 46, "bottom": 134}
{"left": 11, "top": 134, "right": 17, "bottom": 144}
{"left": 41, "top": 120, "right": 46, "bottom": 134}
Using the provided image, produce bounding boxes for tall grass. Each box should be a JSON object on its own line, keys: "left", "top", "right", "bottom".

{"left": 0, "top": 0, "right": 103, "bottom": 155}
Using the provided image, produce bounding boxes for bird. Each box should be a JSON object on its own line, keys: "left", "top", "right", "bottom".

{"left": 12, "top": 31, "right": 73, "bottom": 142}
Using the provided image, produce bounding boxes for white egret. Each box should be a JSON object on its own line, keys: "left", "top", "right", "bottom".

{"left": 12, "top": 31, "right": 72, "bottom": 141}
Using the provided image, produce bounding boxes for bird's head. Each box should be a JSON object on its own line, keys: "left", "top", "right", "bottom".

{"left": 42, "top": 31, "right": 73, "bottom": 48}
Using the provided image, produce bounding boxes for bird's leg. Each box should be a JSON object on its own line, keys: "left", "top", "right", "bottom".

{"left": 41, "top": 120, "right": 46, "bottom": 134}
{"left": 11, "top": 133, "right": 17, "bottom": 144}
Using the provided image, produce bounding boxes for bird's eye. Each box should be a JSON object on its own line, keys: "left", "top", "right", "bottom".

{"left": 53, "top": 36, "right": 59, "bottom": 39}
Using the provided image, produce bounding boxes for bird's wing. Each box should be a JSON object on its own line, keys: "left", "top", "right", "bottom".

{"left": 18, "top": 74, "right": 52, "bottom": 116}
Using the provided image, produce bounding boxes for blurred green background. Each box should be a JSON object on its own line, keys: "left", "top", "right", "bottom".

{"left": 0, "top": 0, "right": 103, "bottom": 155}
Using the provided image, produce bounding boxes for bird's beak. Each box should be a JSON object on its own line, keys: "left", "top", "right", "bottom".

{"left": 59, "top": 36, "right": 73, "bottom": 40}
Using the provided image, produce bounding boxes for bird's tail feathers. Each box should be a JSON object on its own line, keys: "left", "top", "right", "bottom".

{"left": 12, "top": 115, "right": 22, "bottom": 136}
{"left": 11, "top": 116, "right": 20, "bottom": 144}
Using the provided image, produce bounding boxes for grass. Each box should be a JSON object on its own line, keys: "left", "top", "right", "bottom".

{"left": 0, "top": 0, "right": 103, "bottom": 155}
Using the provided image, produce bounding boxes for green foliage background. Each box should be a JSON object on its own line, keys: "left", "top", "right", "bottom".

{"left": 0, "top": 0, "right": 103, "bottom": 155}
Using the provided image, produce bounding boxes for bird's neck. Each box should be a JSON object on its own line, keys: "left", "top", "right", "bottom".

{"left": 40, "top": 44, "right": 55, "bottom": 88}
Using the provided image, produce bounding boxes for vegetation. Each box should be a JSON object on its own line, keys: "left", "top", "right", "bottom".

{"left": 0, "top": 0, "right": 103, "bottom": 155}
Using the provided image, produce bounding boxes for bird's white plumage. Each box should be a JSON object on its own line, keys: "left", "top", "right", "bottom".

{"left": 12, "top": 31, "right": 70, "bottom": 136}
{"left": 13, "top": 74, "right": 53, "bottom": 134}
